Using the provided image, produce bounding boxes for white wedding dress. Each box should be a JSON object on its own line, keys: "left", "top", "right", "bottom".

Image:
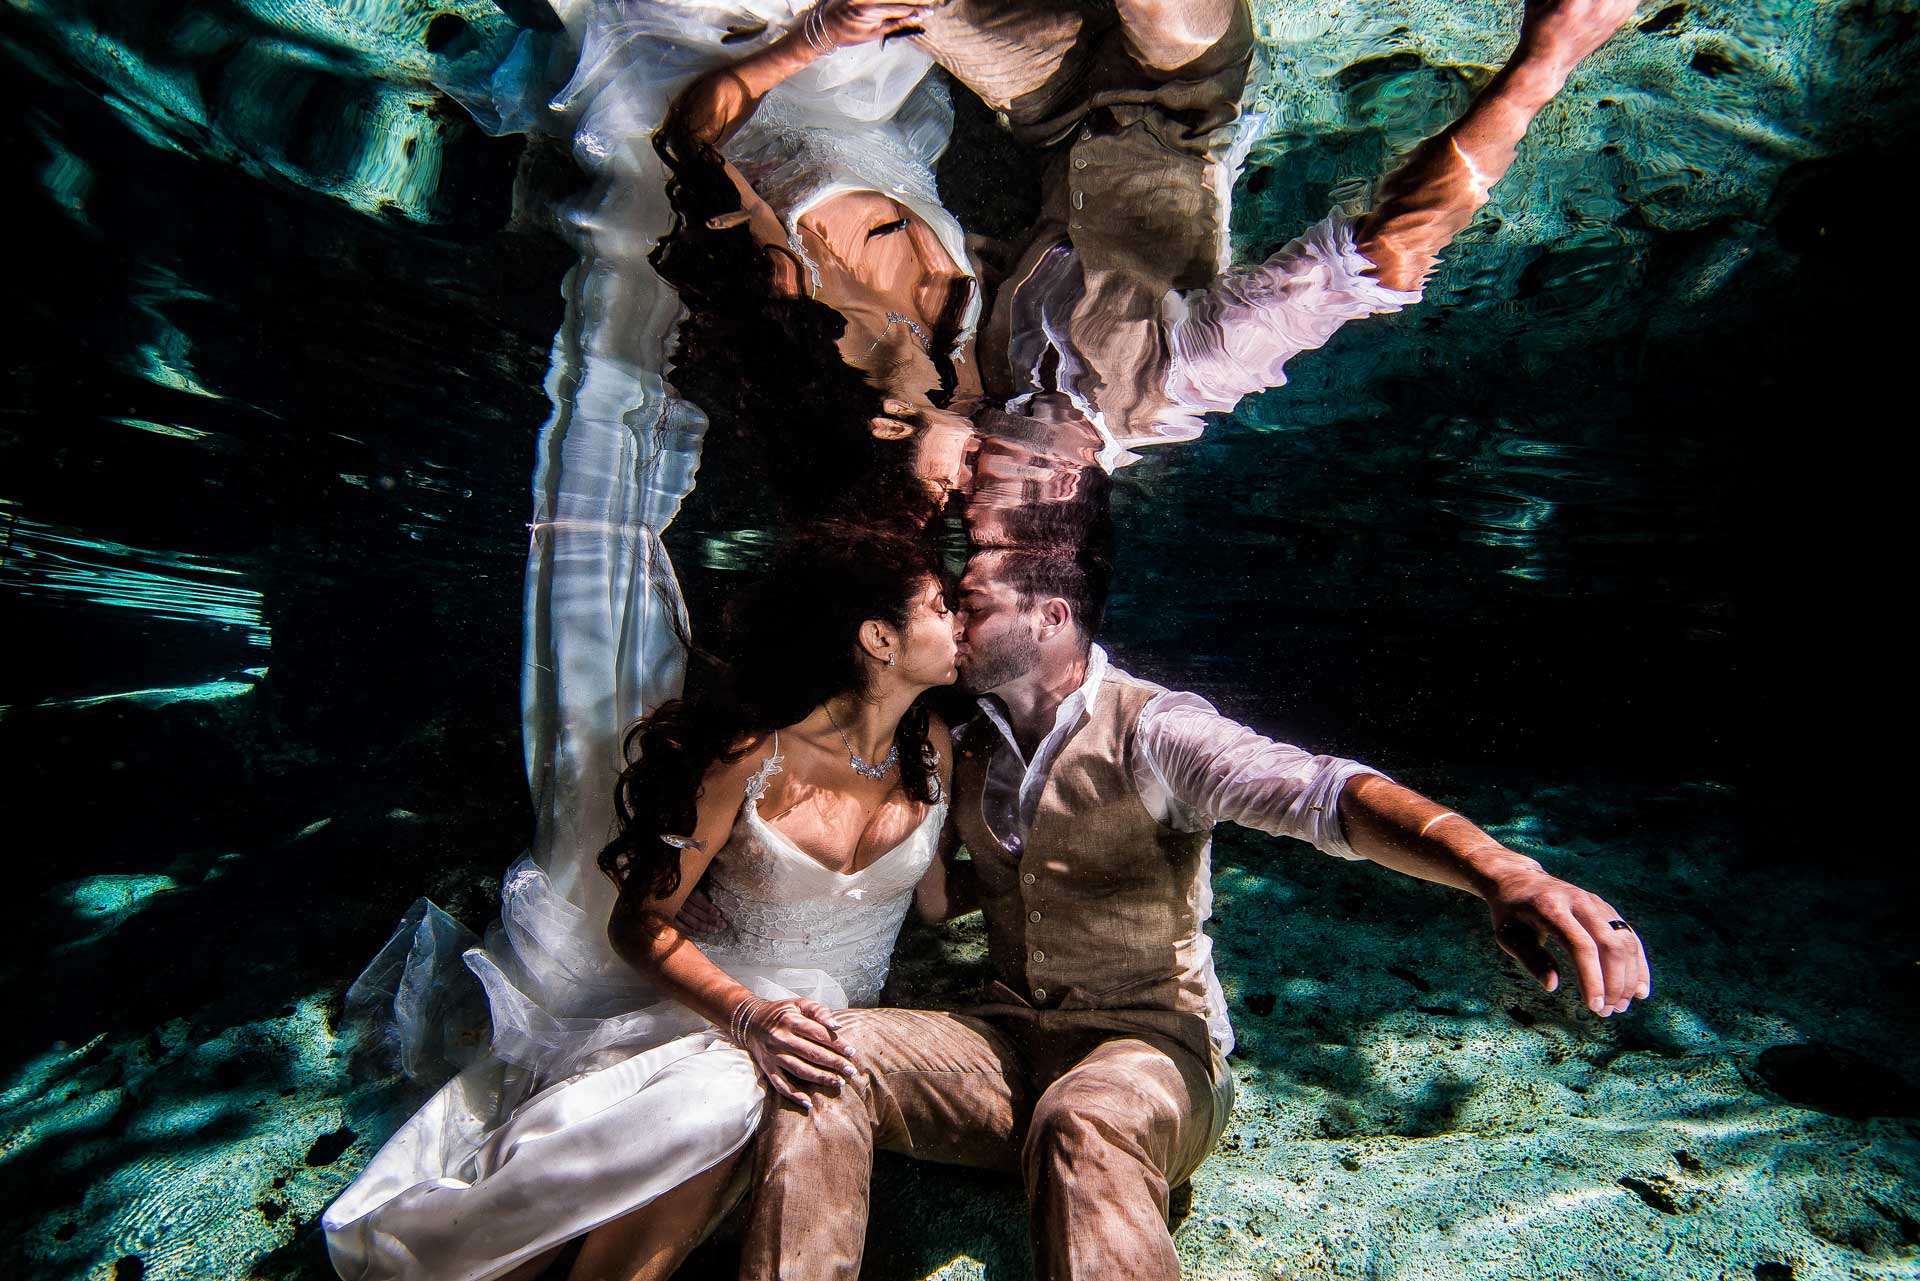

{"left": 321, "top": 6, "right": 962, "bottom": 1276}
{"left": 324, "top": 742, "right": 946, "bottom": 1281}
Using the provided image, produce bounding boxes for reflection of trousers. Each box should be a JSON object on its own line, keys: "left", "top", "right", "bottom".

{"left": 737, "top": 1005, "right": 1231, "bottom": 1281}
{"left": 914, "top": 0, "right": 1255, "bottom": 433}
{"left": 914, "top": 0, "right": 1246, "bottom": 139}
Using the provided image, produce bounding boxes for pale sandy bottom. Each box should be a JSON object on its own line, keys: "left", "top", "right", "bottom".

{"left": 8, "top": 774, "right": 1915, "bottom": 1280}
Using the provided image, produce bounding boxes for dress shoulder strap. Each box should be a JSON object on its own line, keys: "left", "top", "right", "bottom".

{"left": 744, "top": 731, "right": 785, "bottom": 803}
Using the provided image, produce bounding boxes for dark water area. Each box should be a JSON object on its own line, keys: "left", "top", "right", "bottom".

{"left": 4, "top": 0, "right": 1919, "bottom": 1277}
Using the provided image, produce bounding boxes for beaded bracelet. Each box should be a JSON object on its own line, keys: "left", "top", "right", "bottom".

{"left": 729, "top": 996, "right": 771, "bottom": 1047}
{"left": 803, "top": 6, "right": 840, "bottom": 54}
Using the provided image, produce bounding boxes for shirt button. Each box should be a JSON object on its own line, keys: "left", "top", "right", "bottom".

{"left": 1032, "top": 949, "right": 1046, "bottom": 963}
{"left": 1029, "top": 910, "right": 1042, "bottom": 923}
{"left": 1033, "top": 987, "right": 1049, "bottom": 1001}
{"left": 1004, "top": 834, "right": 1023, "bottom": 854}
{"left": 1021, "top": 872, "right": 1036, "bottom": 885}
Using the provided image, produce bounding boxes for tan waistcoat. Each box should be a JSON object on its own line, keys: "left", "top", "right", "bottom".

{"left": 953, "top": 674, "right": 1216, "bottom": 1060}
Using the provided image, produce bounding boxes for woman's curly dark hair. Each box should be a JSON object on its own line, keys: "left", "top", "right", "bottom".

{"left": 649, "top": 121, "right": 938, "bottom": 533}
{"left": 600, "top": 522, "right": 948, "bottom": 901}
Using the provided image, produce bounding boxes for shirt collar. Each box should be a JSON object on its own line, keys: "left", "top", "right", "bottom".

{"left": 974, "top": 643, "right": 1109, "bottom": 762}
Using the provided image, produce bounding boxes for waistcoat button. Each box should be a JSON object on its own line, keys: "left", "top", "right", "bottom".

{"left": 1021, "top": 872, "right": 1036, "bottom": 885}
{"left": 1029, "top": 910, "right": 1042, "bottom": 923}
{"left": 1032, "top": 949, "right": 1045, "bottom": 963}
{"left": 1033, "top": 987, "right": 1049, "bottom": 1002}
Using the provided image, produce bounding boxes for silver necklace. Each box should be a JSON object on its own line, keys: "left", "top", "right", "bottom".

{"left": 864, "top": 311, "right": 933, "bottom": 359}
{"left": 824, "top": 703, "right": 898, "bottom": 780}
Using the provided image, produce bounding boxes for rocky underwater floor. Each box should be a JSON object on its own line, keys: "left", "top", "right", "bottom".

{"left": 4, "top": 740, "right": 1917, "bottom": 1281}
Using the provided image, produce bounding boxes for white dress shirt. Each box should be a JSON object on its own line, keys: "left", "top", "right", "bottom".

{"left": 964, "top": 645, "right": 1385, "bottom": 1054}
{"left": 1003, "top": 213, "right": 1422, "bottom": 471}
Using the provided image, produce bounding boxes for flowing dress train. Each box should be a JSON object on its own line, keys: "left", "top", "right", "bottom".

{"left": 323, "top": 744, "right": 946, "bottom": 1281}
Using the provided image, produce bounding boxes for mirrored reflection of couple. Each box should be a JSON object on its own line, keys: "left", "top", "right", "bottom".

{"left": 322, "top": 0, "right": 1656, "bottom": 1278}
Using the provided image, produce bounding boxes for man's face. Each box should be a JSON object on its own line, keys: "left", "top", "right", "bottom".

{"left": 953, "top": 556, "right": 1040, "bottom": 694}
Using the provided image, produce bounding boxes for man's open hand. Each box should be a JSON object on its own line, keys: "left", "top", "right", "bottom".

{"left": 1485, "top": 866, "right": 1651, "bottom": 1017}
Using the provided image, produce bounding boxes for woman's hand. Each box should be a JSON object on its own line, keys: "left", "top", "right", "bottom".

{"left": 737, "top": 997, "right": 860, "bottom": 1109}
{"left": 810, "top": 0, "right": 944, "bottom": 50}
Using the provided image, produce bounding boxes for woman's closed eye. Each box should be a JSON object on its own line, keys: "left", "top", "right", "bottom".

{"left": 867, "top": 217, "right": 911, "bottom": 239}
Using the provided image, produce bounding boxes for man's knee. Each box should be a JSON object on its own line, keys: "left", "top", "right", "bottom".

{"left": 1021, "top": 1092, "right": 1161, "bottom": 1178}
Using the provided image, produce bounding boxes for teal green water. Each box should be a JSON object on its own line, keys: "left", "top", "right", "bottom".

{"left": 3, "top": 0, "right": 1916, "bottom": 1277}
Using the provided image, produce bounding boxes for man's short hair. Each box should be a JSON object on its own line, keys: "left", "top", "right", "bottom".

{"left": 981, "top": 546, "right": 1112, "bottom": 645}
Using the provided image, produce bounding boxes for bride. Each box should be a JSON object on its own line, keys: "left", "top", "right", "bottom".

{"left": 322, "top": 524, "right": 965, "bottom": 1280}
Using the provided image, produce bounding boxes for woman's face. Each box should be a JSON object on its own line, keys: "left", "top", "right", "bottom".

{"left": 890, "top": 575, "right": 960, "bottom": 689}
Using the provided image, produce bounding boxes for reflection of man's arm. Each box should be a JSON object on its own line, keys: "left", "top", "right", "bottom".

{"left": 1354, "top": 0, "right": 1640, "bottom": 291}
{"left": 1161, "top": 0, "right": 1640, "bottom": 419}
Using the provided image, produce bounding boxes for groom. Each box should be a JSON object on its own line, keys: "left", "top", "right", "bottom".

{"left": 735, "top": 544, "right": 1653, "bottom": 1279}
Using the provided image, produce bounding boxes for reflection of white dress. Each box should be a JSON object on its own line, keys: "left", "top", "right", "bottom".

{"left": 323, "top": 745, "right": 946, "bottom": 1281}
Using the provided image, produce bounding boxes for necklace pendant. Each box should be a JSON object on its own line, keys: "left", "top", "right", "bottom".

{"left": 847, "top": 745, "right": 899, "bottom": 780}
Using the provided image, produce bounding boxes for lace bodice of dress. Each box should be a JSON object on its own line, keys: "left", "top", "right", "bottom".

{"left": 702, "top": 746, "right": 945, "bottom": 1007}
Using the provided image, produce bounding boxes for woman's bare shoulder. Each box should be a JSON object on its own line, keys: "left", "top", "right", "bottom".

{"left": 703, "top": 731, "right": 777, "bottom": 788}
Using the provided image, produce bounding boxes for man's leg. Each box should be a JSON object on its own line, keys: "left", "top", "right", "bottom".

{"left": 738, "top": 1008, "right": 1028, "bottom": 1281}
{"left": 1021, "top": 1035, "right": 1221, "bottom": 1281}
{"left": 1111, "top": 0, "right": 1238, "bottom": 75}
{"left": 911, "top": 0, "right": 1097, "bottom": 120}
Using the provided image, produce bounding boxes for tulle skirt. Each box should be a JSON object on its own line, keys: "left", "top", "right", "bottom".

{"left": 321, "top": 861, "right": 851, "bottom": 1281}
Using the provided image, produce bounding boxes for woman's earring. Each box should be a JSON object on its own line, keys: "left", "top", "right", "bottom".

{"left": 886, "top": 653, "right": 896, "bottom": 667}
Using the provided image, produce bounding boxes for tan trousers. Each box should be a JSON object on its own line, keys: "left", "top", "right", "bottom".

{"left": 738, "top": 1006, "right": 1231, "bottom": 1281}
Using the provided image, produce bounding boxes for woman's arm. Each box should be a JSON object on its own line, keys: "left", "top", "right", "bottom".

{"left": 606, "top": 741, "right": 856, "bottom": 1108}
{"left": 671, "top": 0, "right": 943, "bottom": 147}
{"left": 912, "top": 829, "right": 980, "bottom": 922}
{"left": 911, "top": 714, "right": 980, "bottom": 922}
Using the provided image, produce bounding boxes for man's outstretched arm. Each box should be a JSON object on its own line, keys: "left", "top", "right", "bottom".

{"left": 1335, "top": 773, "right": 1652, "bottom": 1019}
{"left": 1354, "top": 0, "right": 1641, "bottom": 291}
{"left": 1135, "top": 696, "right": 1651, "bottom": 1019}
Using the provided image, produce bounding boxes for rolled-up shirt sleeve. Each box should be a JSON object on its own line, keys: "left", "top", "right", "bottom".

{"left": 1135, "top": 691, "right": 1386, "bottom": 860}
{"left": 1161, "top": 210, "right": 1423, "bottom": 418}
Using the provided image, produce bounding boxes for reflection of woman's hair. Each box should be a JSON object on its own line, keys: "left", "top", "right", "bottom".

{"left": 601, "top": 522, "right": 947, "bottom": 900}
{"left": 650, "top": 124, "right": 930, "bottom": 530}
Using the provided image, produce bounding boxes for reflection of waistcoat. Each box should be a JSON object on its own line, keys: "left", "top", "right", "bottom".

{"left": 953, "top": 674, "right": 1215, "bottom": 1055}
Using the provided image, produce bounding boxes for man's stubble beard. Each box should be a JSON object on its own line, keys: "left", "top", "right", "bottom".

{"left": 958, "top": 627, "right": 1041, "bottom": 695}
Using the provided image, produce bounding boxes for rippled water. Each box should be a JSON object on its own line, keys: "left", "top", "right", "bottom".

{"left": 4, "top": 0, "right": 1916, "bottom": 1277}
